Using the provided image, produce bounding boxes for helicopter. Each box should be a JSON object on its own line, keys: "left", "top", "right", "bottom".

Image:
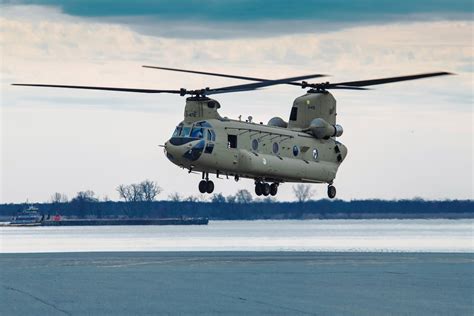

{"left": 13, "top": 67, "right": 450, "bottom": 198}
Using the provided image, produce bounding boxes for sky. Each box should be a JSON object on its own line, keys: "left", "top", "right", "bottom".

{"left": 0, "top": 0, "right": 473, "bottom": 203}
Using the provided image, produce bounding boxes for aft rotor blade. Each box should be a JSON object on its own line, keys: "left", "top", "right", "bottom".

{"left": 327, "top": 72, "right": 452, "bottom": 88}
{"left": 12, "top": 84, "right": 182, "bottom": 94}
{"left": 207, "top": 73, "right": 327, "bottom": 95}
{"left": 143, "top": 65, "right": 309, "bottom": 87}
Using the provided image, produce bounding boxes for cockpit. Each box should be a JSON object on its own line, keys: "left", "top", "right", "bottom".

{"left": 170, "top": 121, "right": 216, "bottom": 146}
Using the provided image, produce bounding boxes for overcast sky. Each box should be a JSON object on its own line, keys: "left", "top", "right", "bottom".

{"left": 1, "top": 0, "right": 472, "bottom": 203}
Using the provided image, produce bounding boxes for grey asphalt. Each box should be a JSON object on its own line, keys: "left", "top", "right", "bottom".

{"left": 1, "top": 252, "right": 473, "bottom": 315}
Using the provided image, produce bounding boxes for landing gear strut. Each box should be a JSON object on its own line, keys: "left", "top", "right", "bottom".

{"left": 199, "top": 173, "right": 214, "bottom": 194}
{"left": 327, "top": 185, "right": 336, "bottom": 199}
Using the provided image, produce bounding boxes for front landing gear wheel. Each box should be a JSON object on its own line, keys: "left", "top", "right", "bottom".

{"left": 255, "top": 183, "right": 263, "bottom": 196}
{"left": 206, "top": 180, "right": 214, "bottom": 194}
{"left": 327, "top": 185, "right": 336, "bottom": 199}
{"left": 270, "top": 183, "right": 278, "bottom": 196}
{"left": 198, "top": 180, "right": 207, "bottom": 193}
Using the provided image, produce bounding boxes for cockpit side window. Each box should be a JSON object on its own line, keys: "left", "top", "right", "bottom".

{"left": 172, "top": 126, "right": 182, "bottom": 137}
{"left": 207, "top": 129, "right": 216, "bottom": 141}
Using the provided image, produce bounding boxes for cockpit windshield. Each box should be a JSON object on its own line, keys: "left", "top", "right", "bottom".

{"left": 172, "top": 121, "right": 215, "bottom": 140}
{"left": 190, "top": 127, "right": 204, "bottom": 138}
{"left": 181, "top": 127, "right": 191, "bottom": 137}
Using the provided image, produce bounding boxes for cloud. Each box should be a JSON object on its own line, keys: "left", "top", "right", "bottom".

{"left": 1, "top": 1, "right": 472, "bottom": 38}
{"left": 1, "top": 6, "right": 471, "bottom": 110}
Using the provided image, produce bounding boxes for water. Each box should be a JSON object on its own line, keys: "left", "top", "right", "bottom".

{"left": 1, "top": 219, "right": 472, "bottom": 253}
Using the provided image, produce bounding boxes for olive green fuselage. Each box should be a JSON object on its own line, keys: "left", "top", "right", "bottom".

{"left": 164, "top": 95, "right": 347, "bottom": 184}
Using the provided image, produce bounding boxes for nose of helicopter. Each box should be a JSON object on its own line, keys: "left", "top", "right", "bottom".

{"left": 338, "top": 143, "right": 348, "bottom": 162}
{"left": 164, "top": 138, "right": 206, "bottom": 163}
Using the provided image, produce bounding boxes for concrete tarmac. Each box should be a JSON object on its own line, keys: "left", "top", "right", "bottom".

{"left": 1, "top": 252, "right": 473, "bottom": 315}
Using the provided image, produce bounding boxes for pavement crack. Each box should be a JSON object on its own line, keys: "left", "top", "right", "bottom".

{"left": 219, "top": 292, "right": 317, "bottom": 315}
{"left": 4, "top": 285, "right": 71, "bottom": 315}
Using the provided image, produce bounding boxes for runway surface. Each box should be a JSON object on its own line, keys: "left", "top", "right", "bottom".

{"left": 1, "top": 252, "right": 473, "bottom": 315}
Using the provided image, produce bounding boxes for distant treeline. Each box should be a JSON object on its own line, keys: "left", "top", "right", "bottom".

{"left": 1, "top": 199, "right": 472, "bottom": 220}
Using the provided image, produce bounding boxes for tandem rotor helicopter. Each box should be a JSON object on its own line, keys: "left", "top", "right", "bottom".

{"left": 13, "top": 67, "right": 450, "bottom": 198}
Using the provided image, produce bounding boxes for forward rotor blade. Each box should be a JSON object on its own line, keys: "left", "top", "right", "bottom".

{"left": 143, "top": 65, "right": 309, "bottom": 87}
{"left": 207, "top": 73, "right": 327, "bottom": 95}
{"left": 325, "top": 86, "right": 370, "bottom": 90}
{"left": 327, "top": 72, "right": 452, "bottom": 88}
{"left": 12, "top": 84, "right": 182, "bottom": 94}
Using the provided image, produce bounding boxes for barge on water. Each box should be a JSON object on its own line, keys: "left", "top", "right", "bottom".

{"left": 42, "top": 217, "right": 209, "bottom": 226}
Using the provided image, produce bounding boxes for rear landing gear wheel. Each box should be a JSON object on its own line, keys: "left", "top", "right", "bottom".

{"left": 262, "top": 183, "right": 271, "bottom": 196}
{"left": 270, "top": 183, "right": 278, "bottom": 196}
{"left": 198, "top": 180, "right": 207, "bottom": 193}
{"left": 327, "top": 185, "right": 336, "bottom": 199}
{"left": 255, "top": 182, "right": 263, "bottom": 196}
{"left": 206, "top": 180, "right": 214, "bottom": 194}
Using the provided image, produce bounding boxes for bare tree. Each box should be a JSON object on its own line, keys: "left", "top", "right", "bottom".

{"left": 168, "top": 192, "right": 183, "bottom": 202}
{"left": 117, "top": 184, "right": 132, "bottom": 202}
{"left": 140, "top": 180, "right": 162, "bottom": 202}
{"left": 118, "top": 181, "right": 161, "bottom": 203}
{"left": 70, "top": 190, "right": 98, "bottom": 218}
{"left": 116, "top": 180, "right": 162, "bottom": 218}
{"left": 226, "top": 195, "right": 237, "bottom": 203}
{"left": 184, "top": 195, "right": 200, "bottom": 202}
{"left": 130, "top": 183, "right": 144, "bottom": 202}
{"left": 50, "top": 192, "right": 68, "bottom": 215}
{"left": 211, "top": 193, "right": 226, "bottom": 203}
{"left": 51, "top": 192, "right": 68, "bottom": 204}
{"left": 235, "top": 189, "right": 253, "bottom": 203}
{"left": 72, "top": 190, "right": 98, "bottom": 203}
{"left": 292, "top": 184, "right": 315, "bottom": 202}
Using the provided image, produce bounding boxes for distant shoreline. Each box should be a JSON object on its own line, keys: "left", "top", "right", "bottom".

{"left": 1, "top": 199, "right": 472, "bottom": 220}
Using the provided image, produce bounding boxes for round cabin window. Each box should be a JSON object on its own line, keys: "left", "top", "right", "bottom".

{"left": 252, "top": 139, "right": 258, "bottom": 151}
{"left": 312, "top": 148, "right": 319, "bottom": 160}
{"left": 273, "top": 142, "right": 279, "bottom": 154}
{"left": 293, "top": 145, "right": 299, "bottom": 156}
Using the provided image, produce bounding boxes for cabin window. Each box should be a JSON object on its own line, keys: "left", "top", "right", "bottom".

{"left": 273, "top": 142, "right": 279, "bottom": 154}
{"left": 293, "top": 145, "right": 299, "bottom": 156}
{"left": 228, "top": 134, "right": 237, "bottom": 149}
{"left": 251, "top": 139, "right": 258, "bottom": 151}
{"left": 289, "top": 107, "right": 298, "bottom": 121}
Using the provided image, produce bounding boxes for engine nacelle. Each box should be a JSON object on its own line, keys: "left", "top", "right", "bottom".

{"left": 268, "top": 117, "right": 288, "bottom": 128}
{"left": 308, "top": 118, "right": 343, "bottom": 139}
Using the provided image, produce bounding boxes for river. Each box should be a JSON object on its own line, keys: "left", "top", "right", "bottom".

{"left": 1, "top": 219, "right": 472, "bottom": 253}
